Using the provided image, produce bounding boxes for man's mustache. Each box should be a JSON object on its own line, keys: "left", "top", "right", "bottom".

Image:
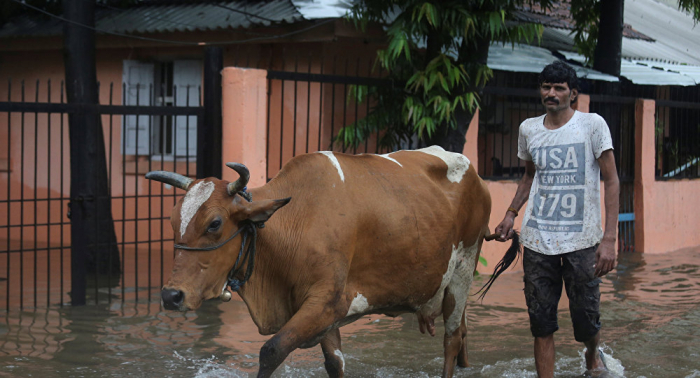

{"left": 544, "top": 97, "right": 559, "bottom": 104}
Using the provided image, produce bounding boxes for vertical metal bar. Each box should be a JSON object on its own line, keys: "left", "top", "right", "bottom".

{"left": 6, "top": 79, "right": 12, "bottom": 310}
{"left": 329, "top": 56, "right": 337, "bottom": 151}
{"left": 306, "top": 55, "right": 312, "bottom": 154}
{"left": 159, "top": 84, "right": 165, "bottom": 291}
{"left": 279, "top": 70, "right": 285, "bottom": 173}
{"left": 172, "top": 84, "right": 177, "bottom": 260}
{"left": 366, "top": 58, "right": 372, "bottom": 153}
{"left": 353, "top": 58, "right": 360, "bottom": 155}
{"left": 34, "top": 80, "right": 39, "bottom": 307}
{"left": 293, "top": 55, "right": 298, "bottom": 158}
{"left": 107, "top": 83, "right": 114, "bottom": 302}
{"left": 20, "top": 80, "right": 25, "bottom": 309}
{"left": 134, "top": 84, "right": 141, "bottom": 302}
{"left": 266, "top": 77, "right": 272, "bottom": 181}
{"left": 148, "top": 83, "right": 153, "bottom": 302}
{"left": 47, "top": 80, "right": 52, "bottom": 307}
{"left": 342, "top": 59, "right": 349, "bottom": 153}
{"left": 121, "top": 82, "right": 127, "bottom": 304}
{"left": 318, "top": 56, "right": 325, "bottom": 153}
{"left": 60, "top": 81, "right": 65, "bottom": 307}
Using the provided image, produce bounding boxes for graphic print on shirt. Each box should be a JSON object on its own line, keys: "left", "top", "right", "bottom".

{"left": 526, "top": 142, "right": 586, "bottom": 233}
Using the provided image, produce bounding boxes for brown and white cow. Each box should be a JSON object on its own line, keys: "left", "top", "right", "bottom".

{"left": 146, "top": 146, "right": 513, "bottom": 378}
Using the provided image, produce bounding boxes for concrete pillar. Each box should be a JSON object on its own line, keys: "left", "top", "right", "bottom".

{"left": 221, "top": 67, "right": 268, "bottom": 188}
{"left": 574, "top": 93, "right": 590, "bottom": 113}
{"left": 462, "top": 109, "right": 479, "bottom": 168}
{"left": 634, "top": 99, "right": 656, "bottom": 252}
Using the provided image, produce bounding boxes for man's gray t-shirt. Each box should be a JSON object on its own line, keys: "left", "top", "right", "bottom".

{"left": 517, "top": 111, "right": 614, "bottom": 255}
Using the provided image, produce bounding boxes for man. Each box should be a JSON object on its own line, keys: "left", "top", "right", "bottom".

{"left": 495, "top": 61, "right": 619, "bottom": 377}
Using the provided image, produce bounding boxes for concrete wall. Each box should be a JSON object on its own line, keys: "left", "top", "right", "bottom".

{"left": 634, "top": 99, "right": 700, "bottom": 253}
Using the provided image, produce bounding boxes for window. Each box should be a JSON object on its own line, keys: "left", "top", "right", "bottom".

{"left": 121, "top": 60, "right": 201, "bottom": 158}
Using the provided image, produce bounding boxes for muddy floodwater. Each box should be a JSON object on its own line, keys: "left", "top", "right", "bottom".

{"left": 2, "top": 247, "right": 700, "bottom": 377}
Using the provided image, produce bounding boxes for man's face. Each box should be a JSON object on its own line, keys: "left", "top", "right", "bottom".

{"left": 539, "top": 81, "right": 577, "bottom": 112}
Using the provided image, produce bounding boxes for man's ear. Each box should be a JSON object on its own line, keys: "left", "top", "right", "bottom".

{"left": 570, "top": 88, "right": 579, "bottom": 103}
{"left": 245, "top": 198, "right": 292, "bottom": 224}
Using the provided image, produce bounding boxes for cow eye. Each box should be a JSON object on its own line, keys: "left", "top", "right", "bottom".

{"left": 208, "top": 219, "right": 222, "bottom": 232}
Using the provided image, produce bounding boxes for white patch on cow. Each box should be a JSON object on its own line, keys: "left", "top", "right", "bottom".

{"left": 416, "top": 239, "right": 479, "bottom": 336}
{"left": 179, "top": 181, "right": 215, "bottom": 238}
{"left": 334, "top": 350, "right": 345, "bottom": 373}
{"left": 318, "top": 151, "right": 345, "bottom": 182}
{"left": 346, "top": 293, "right": 370, "bottom": 317}
{"left": 416, "top": 145, "right": 470, "bottom": 183}
{"left": 378, "top": 153, "right": 403, "bottom": 167}
{"left": 444, "top": 240, "right": 479, "bottom": 335}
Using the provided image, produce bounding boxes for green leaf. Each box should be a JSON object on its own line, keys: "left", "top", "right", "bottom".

{"left": 479, "top": 255, "right": 487, "bottom": 267}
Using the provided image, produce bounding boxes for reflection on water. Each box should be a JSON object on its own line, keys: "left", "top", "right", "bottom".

{"left": 2, "top": 247, "right": 700, "bottom": 377}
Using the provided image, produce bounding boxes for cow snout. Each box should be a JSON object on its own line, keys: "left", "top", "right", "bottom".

{"left": 161, "top": 288, "right": 185, "bottom": 310}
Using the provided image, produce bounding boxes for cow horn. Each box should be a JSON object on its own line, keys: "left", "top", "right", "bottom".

{"left": 145, "top": 171, "right": 194, "bottom": 190}
{"left": 226, "top": 163, "right": 250, "bottom": 196}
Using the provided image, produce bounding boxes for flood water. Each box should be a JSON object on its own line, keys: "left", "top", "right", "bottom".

{"left": 2, "top": 247, "right": 700, "bottom": 378}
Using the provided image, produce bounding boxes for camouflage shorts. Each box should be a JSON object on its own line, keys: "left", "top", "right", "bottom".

{"left": 523, "top": 245, "right": 602, "bottom": 342}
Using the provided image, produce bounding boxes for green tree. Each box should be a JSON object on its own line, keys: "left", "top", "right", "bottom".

{"left": 340, "top": 0, "right": 546, "bottom": 152}
{"left": 340, "top": 0, "right": 700, "bottom": 153}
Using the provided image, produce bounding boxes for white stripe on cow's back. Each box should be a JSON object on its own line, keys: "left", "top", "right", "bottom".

{"left": 179, "top": 181, "right": 215, "bottom": 238}
{"left": 415, "top": 145, "right": 471, "bottom": 183}
{"left": 318, "top": 151, "right": 345, "bottom": 182}
{"left": 378, "top": 153, "right": 403, "bottom": 167}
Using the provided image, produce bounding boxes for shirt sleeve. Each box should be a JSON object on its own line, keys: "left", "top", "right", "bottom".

{"left": 590, "top": 114, "right": 614, "bottom": 159}
{"left": 517, "top": 122, "right": 532, "bottom": 161}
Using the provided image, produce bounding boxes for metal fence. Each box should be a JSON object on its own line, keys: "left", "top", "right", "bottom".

{"left": 0, "top": 80, "right": 203, "bottom": 310}
{"left": 589, "top": 95, "right": 636, "bottom": 252}
{"left": 265, "top": 59, "right": 389, "bottom": 181}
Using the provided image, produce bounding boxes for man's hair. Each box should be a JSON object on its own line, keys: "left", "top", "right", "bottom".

{"left": 538, "top": 61, "right": 579, "bottom": 103}
{"left": 539, "top": 61, "right": 579, "bottom": 90}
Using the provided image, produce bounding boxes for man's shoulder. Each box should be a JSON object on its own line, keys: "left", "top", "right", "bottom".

{"left": 576, "top": 111, "right": 607, "bottom": 125}
{"left": 519, "top": 114, "right": 546, "bottom": 131}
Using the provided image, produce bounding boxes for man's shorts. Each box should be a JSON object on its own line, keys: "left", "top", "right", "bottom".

{"left": 523, "top": 245, "right": 602, "bottom": 342}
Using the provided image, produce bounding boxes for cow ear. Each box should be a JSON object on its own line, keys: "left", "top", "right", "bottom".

{"left": 245, "top": 197, "right": 291, "bottom": 224}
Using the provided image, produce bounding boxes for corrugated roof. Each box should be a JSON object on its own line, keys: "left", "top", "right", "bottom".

{"left": 512, "top": 6, "right": 654, "bottom": 41}
{"left": 488, "top": 43, "right": 618, "bottom": 82}
{"left": 0, "top": 1, "right": 303, "bottom": 38}
{"left": 560, "top": 51, "right": 700, "bottom": 86}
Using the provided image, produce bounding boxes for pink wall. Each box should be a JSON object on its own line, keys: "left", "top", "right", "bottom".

{"left": 634, "top": 99, "right": 700, "bottom": 253}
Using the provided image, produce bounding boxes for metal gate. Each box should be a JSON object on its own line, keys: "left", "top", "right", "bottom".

{"left": 0, "top": 83, "right": 206, "bottom": 310}
{"left": 590, "top": 95, "right": 637, "bottom": 252}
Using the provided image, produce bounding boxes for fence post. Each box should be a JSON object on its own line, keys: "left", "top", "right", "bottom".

{"left": 221, "top": 68, "right": 268, "bottom": 187}
{"left": 634, "top": 99, "right": 655, "bottom": 252}
{"left": 198, "top": 47, "right": 223, "bottom": 179}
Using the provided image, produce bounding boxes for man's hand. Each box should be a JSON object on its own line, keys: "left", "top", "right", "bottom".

{"left": 594, "top": 239, "right": 617, "bottom": 277}
{"left": 495, "top": 214, "right": 516, "bottom": 242}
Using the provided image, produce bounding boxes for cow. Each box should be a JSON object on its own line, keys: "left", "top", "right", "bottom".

{"left": 146, "top": 146, "right": 519, "bottom": 378}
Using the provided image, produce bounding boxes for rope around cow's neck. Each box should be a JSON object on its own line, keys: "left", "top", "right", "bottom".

{"left": 173, "top": 221, "right": 257, "bottom": 292}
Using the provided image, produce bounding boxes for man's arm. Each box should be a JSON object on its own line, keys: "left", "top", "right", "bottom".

{"left": 595, "top": 149, "right": 620, "bottom": 277}
{"left": 496, "top": 160, "right": 536, "bottom": 241}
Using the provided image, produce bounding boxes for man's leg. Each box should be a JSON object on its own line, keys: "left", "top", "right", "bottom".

{"left": 583, "top": 331, "right": 605, "bottom": 370}
{"left": 534, "top": 334, "right": 555, "bottom": 378}
{"left": 523, "top": 248, "right": 563, "bottom": 378}
{"left": 563, "top": 246, "right": 604, "bottom": 372}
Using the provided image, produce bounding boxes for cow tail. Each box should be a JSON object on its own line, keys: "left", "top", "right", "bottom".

{"left": 474, "top": 231, "right": 522, "bottom": 301}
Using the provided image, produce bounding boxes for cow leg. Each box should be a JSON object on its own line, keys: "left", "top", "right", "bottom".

{"left": 457, "top": 308, "right": 469, "bottom": 367}
{"left": 320, "top": 328, "right": 344, "bottom": 378}
{"left": 257, "top": 302, "right": 343, "bottom": 378}
{"left": 441, "top": 290, "right": 462, "bottom": 378}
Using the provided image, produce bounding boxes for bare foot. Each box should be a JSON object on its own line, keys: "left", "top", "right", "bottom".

{"left": 585, "top": 348, "right": 608, "bottom": 375}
